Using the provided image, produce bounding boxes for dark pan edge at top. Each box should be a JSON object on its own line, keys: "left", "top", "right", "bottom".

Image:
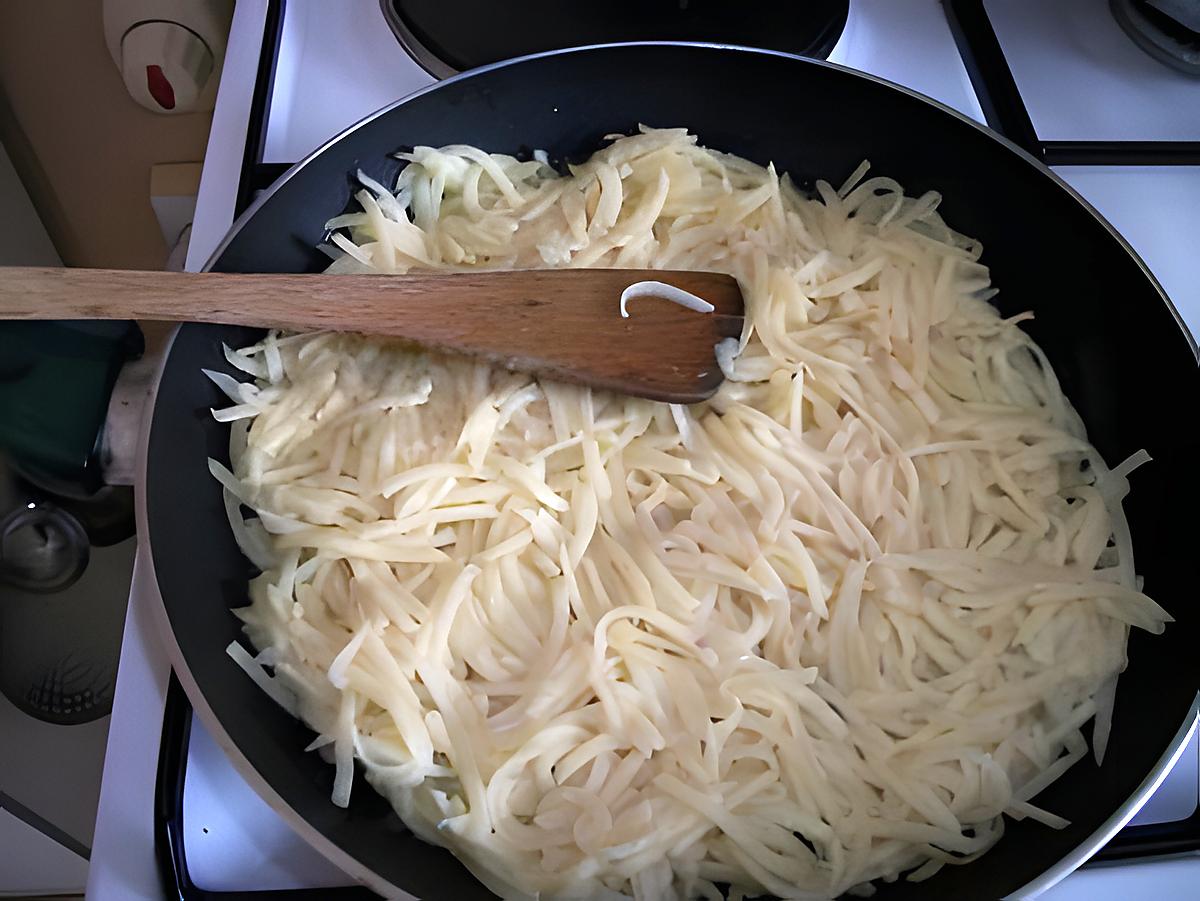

{"left": 140, "top": 40, "right": 1200, "bottom": 900}
{"left": 203, "top": 40, "right": 1198, "bottom": 360}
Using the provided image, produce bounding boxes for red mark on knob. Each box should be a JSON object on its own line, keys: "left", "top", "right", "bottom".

{"left": 146, "top": 65, "right": 175, "bottom": 110}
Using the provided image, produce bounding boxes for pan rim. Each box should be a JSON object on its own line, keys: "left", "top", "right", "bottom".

{"left": 144, "top": 39, "right": 1200, "bottom": 899}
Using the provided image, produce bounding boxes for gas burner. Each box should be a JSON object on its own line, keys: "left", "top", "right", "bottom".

{"left": 381, "top": 0, "right": 849, "bottom": 77}
{"left": 1112, "top": 0, "right": 1200, "bottom": 75}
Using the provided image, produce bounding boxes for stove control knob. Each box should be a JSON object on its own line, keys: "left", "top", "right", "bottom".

{"left": 102, "top": 0, "right": 233, "bottom": 114}
{"left": 119, "top": 21, "right": 212, "bottom": 114}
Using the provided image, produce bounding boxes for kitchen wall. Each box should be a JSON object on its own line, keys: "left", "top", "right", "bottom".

{"left": 0, "top": 2, "right": 217, "bottom": 269}
{"left": 0, "top": 137, "right": 61, "bottom": 267}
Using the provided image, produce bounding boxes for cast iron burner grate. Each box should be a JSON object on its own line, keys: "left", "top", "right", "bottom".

{"left": 945, "top": 0, "right": 1200, "bottom": 164}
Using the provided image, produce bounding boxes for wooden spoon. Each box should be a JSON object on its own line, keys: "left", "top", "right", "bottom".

{"left": 0, "top": 267, "right": 743, "bottom": 403}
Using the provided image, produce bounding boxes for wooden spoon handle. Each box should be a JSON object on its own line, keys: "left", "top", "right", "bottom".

{"left": 0, "top": 266, "right": 742, "bottom": 328}
{"left": 0, "top": 266, "right": 744, "bottom": 403}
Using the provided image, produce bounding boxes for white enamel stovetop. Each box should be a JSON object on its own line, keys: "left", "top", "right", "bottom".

{"left": 87, "top": 2, "right": 1200, "bottom": 899}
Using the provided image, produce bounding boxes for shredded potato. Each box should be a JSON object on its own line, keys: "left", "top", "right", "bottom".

{"left": 212, "top": 128, "right": 1168, "bottom": 900}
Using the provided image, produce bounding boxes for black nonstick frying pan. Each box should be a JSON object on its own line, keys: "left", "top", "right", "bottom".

{"left": 144, "top": 44, "right": 1200, "bottom": 899}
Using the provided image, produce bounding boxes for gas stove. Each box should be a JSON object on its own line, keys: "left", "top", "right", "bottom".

{"left": 86, "top": 2, "right": 1200, "bottom": 899}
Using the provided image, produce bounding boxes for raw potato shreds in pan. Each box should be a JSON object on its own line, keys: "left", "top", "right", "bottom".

{"left": 209, "top": 129, "right": 1167, "bottom": 900}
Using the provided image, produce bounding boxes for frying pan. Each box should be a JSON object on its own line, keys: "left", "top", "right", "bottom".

{"left": 144, "top": 44, "right": 1200, "bottom": 899}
